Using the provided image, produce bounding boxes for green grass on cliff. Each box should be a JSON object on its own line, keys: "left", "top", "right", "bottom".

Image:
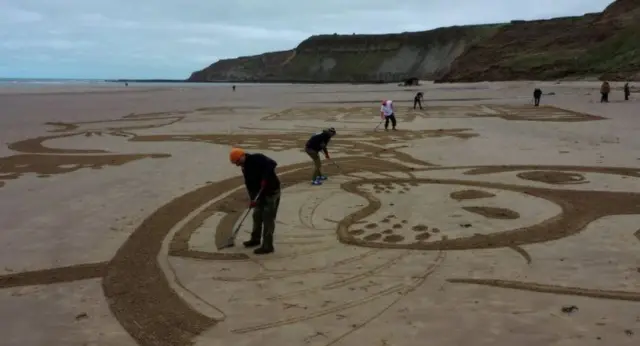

{"left": 577, "top": 26, "right": 640, "bottom": 72}
{"left": 501, "top": 25, "right": 640, "bottom": 78}
{"left": 506, "top": 51, "right": 579, "bottom": 70}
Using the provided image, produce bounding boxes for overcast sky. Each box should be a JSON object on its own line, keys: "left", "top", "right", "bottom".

{"left": 0, "top": 0, "right": 614, "bottom": 79}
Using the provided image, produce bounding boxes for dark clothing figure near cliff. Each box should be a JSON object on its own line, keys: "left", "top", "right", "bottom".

{"left": 229, "top": 148, "right": 281, "bottom": 255}
{"left": 533, "top": 88, "right": 542, "bottom": 107}
{"left": 600, "top": 81, "right": 610, "bottom": 103}
{"left": 381, "top": 100, "right": 397, "bottom": 131}
{"left": 413, "top": 92, "right": 424, "bottom": 110}
{"left": 624, "top": 83, "right": 630, "bottom": 101}
{"left": 305, "top": 128, "right": 336, "bottom": 185}
{"left": 232, "top": 85, "right": 236, "bottom": 91}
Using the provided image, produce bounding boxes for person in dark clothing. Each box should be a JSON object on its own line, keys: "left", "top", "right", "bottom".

{"left": 232, "top": 85, "right": 236, "bottom": 92}
{"left": 624, "top": 83, "right": 630, "bottom": 101}
{"left": 229, "top": 147, "right": 281, "bottom": 255}
{"left": 413, "top": 92, "right": 424, "bottom": 110}
{"left": 600, "top": 81, "right": 610, "bottom": 103}
{"left": 533, "top": 88, "right": 542, "bottom": 106}
{"left": 304, "top": 127, "right": 336, "bottom": 185}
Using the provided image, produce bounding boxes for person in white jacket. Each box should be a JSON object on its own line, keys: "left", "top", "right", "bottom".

{"left": 380, "top": 100, "right": 397, "bottom": 131}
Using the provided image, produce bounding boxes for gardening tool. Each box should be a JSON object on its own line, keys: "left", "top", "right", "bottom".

{"left": 374, "top": 119, "right": 384, "bottom": 131}
{"left": 329, "top": 158, "right": 344, "bottom": 173}
{"left": 217, "top": 189, "right": 262, "bottom": 250}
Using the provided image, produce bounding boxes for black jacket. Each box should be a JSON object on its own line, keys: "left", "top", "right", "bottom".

{"left": 242, "top": 153, "right": 280, "bottom": 200}
{"left": 533, "top": 88, "right": 542, "bottom": 97}
{"left": 305, "top": 131, "right": 332, "bottom": 155}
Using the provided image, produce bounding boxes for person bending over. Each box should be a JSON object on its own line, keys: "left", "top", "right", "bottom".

{"left": 229, "top": 147, "right": 281, "bottom": 255}
{"left": 304, "top": 127, "right": 337, "bottom": 186}
{"left": 381, "top": 100, "right": 397, "bottom": 131}
{"left": 413, "top": 92, "right": 424, "bottom": 110}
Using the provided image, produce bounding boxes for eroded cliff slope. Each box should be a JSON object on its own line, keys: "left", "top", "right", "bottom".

{"left": 438, "top": 0, "right": 640, "bottom": 82}
{"left": 187, "top": 25, "right": 501, "bottom": 83}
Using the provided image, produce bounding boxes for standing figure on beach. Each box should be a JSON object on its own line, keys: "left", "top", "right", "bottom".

{"left": 624, "top": 83, "right": 630, "bottom": 101}
{"left": 381, "top": 100, "right": 397, "bottom": 131}
{"left": 305, "top": 127, "right": 337, "bottom": 186}
{"left": 533, "top": 88, "right": 542, "bottom": 106}
{"left": 232, "top": 85, "right": 236, "bottom": 92}
{"left": 413, "top": 92, "right": 424, "bottom": 110}
{"left": 600, "top": 81, "right": 610, "bottom": 103}
{"left": 229, "top": 148, "right": 281, "bottom": 255}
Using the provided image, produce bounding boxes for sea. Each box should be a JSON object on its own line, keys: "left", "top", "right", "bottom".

{"left": 0, "top": 78, "right": 263, "bottom": 88}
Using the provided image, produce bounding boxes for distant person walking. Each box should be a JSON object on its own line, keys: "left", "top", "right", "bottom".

{"left": 533, "top": 88, "right": 542, "bottom": 106}
{"left": 232, "top": 85, "right": 236, "bottom": 92}
{"left": 413, "top": 92, "right": 424, "bottom": 110}
{"left": 600, "top": 81, "right": 610, "bottom": 103}
{"left": 380, "top": 100, "right": 397, "bottom": 131}
{"left": 624, "top": 82, "right": 630, "bottom": 101}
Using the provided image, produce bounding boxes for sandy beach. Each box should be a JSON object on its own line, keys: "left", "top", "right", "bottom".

{"left": 0, "top": 81, "right": 639, "bottom": 346}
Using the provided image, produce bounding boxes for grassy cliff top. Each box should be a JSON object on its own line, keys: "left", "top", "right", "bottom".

{"left": 296, "top": 24, "right": 504, "bottom": 49}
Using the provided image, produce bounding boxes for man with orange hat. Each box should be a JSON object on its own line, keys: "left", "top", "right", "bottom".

{"left": 381, "top": 100, "right": 397, "bottom": 131}
{"left": 229, "top": 147, "right": 281, "bottom": 254}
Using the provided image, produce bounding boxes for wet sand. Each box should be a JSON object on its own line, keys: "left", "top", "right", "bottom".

{"left": 0, "top": 81, "right": 639, "bottom": 345}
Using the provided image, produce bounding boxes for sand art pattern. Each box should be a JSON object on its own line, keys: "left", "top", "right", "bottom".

{"left": 262, "top": 104, "right": 605, "bottom": 123}
{"left": 0, "top": 104, "right": 638, "bottom": 345}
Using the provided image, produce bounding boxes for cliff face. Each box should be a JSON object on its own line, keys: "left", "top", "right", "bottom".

{"left": 187, "top": 0, "right": 640, "bottom": 83}
{"left": 187, "top": 50, "right": 296, "bottom": 82}
{"left": 438, "top": 0, "right": 640, "bottom": 82}
{"left": 187, "top": 25, "right": 501, "bottom": 83}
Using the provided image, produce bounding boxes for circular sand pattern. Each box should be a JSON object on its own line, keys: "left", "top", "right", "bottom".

{"left": 150, "top": 159, "right": 640, "bottom": 345}
{"left": 363, "top": 233, "right": 382, "bottom": 241}
{"left": 462, "top": 206, "right": 520, "bottom": 219}
{"left": 517, "top": 171, "right": 587, "bottom": 185}
{"left": 144, "top": 155, "right": 640, "bottom": 346}
{"left": 349, "top": 229, "right": 365, "bottom": 236}
{"left": 345, "top": 182, "right": 559, "bottom": 248}
{"left": 3, "top": 161, "right": 639, "bottom": 345}
{"left": 2, "top": 104, "right": 640, "bottom": 346}
{"left": 450, "top": 189, "right": 496, "bottom": 201}
{"left": 412, "top": 224, "right": 429, "bottom": 232}
{"left": 415, "top": 232, "right": 432, "bottom": 241}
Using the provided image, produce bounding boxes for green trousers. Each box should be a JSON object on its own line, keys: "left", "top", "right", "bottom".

{"left": 305, "top": 148, "right": 322, "bottom": 180}
{"left": 250, "top": 191, "right": 281, "bottom": 248}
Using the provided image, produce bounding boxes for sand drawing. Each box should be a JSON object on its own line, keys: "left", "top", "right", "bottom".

{"left": 0, "top": 104, "right": 638, "bottom": 345}
{"left": 0, "top": 111, "right": 180, "bottom": 186}
{"left": 261, "top": 104, "right": 605, "bottom": 122}
{"left": 0, "top": 106, "right": 256, "bottom": 188}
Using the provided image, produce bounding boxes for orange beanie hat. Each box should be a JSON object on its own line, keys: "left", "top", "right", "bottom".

{"left": 229, "top": 147, "right": 245, "bottom": 163}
